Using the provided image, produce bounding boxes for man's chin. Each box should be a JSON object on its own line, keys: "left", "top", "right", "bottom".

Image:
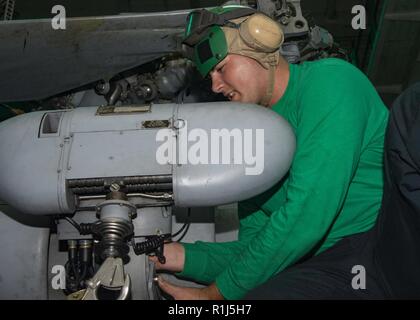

{"left": 233, "top": 96, "right": 254, "bottom": 104}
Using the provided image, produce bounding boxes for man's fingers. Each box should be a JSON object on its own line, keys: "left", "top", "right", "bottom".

{"left": 148, "top": 255, "right": 158, "bottom": 263}
{"left": 148, "top": 255, "right": 163, "bottom": 269}
{"left": 148, "top": 243, "right": 185, "bottom": 273}
{"left": 156, "top": 277, "right": 210, "bottom": 300}
{"left": 157, "top": 277, "right": 180, "bottom": 298}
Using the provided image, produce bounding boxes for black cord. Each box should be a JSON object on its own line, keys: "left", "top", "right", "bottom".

{"left": 130, "top": 207, "right": 193, "bottom": 262}
{"left": 63, "top": 217, "right": 93, "bottom": 235}
{"left": 64, "top": 260, "right": 81, "bottom": 293}
{"left": 132, "top": 234, "right": 170, "bottom": 264}
{"left": 132, "top": 234, "right": 170, "bottom": 255}
{"left": 174, "top": 207, "right": 191, "bottom": 242}
{"left": 64, "top": 217, "right": 81, "bottom": 233}
{"left": 175, "top": 222, "right": 190, "bottom": 242}
{"left": 172, "top": 223, "right": 188, "bottom": 238}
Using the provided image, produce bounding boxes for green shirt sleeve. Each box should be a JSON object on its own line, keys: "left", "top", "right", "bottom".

{"left": 215, "top": 68, "right": 371, "bottom": 299}
{"left": 178, "top": 204, "right": 269, "bottom": 283}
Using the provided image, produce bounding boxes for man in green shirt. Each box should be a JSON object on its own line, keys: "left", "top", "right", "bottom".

{"left": 150, "top": 5, "right": 390, "bottom": 299}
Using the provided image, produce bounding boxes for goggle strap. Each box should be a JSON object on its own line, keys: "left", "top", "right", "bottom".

{"left": 217, "top": 7, "right": 257, "bottom": 23}
{"left": 184, "top": 7, "right": 256, "bottom": 46}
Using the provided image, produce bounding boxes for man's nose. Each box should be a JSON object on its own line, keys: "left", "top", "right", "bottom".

{"left": 211, "top": 73, "right": 224, "bottom": 93}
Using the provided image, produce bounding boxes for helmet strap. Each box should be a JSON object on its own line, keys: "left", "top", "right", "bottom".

{"left": 260, "top": 64, "right": 276, "bottom": 107}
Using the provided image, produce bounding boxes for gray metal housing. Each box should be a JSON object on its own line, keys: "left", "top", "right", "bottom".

{"left": 0, "top": 205, "right": 49, "bottom": 299}
{"left": 0, "top": 102, "right": 295, "bottom": 215}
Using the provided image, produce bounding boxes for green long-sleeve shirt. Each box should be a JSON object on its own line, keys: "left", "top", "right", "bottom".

{"left": 179, "top": 58, "right": 389, "bottom": 299}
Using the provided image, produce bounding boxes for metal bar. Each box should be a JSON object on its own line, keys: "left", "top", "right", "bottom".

{"left": 68, "top": 178, "right": 105, "bottom": 188}
{"left": 127, "top": 193, "right": 173, "bottom": 200}
{"left": 71, "top": 186, "right": 107, "bottom": 195}
{"left": 123, "top": 175, "right": 172, "bottom": 184}
{"left": 68, "top": 175, "right": 172, "bottom": 188}
{"left": 71, "top": 183, "right": 173, "bottom": 195}
{"left": 78, "top": 192, "right": 173, "bottom": 201}
{"left": 77, "top": 201, "right": 173, "bottom": 211}
{"left": 78, "top": 195, "right": 107, "bottom": 200}
{"left": 125, "top": 183, "right": 173, "bottom": 192}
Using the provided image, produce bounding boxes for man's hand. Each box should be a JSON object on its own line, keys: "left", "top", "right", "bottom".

{"left": 149, "top": 242, "right": 224, "bottom": 299}
{"left": 149, "top": 242, "right": 185, "bottom": 272}
{"left": 157, "top": 277, "right": 224, "bottom": 300}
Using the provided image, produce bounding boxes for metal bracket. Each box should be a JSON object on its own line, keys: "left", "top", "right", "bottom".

{"left": 81, "top": 257, "right": 131, "bottom": 300}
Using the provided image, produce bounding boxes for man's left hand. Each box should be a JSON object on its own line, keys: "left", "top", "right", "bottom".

{"left": 157, "top": 277, "right": 224, "bottom": 300}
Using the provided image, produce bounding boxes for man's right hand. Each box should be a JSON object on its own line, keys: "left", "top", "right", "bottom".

{"left": 149, "top": 242, "right": 185, "bottom": 273}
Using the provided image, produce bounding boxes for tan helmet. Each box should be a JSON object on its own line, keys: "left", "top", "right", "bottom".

{"left": 223, "top": 13, "right": 284, "bottom": 70}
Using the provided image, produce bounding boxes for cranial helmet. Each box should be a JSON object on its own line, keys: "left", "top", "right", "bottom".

{"left": 183, "top": 5, "right": 284, "bottom": 106}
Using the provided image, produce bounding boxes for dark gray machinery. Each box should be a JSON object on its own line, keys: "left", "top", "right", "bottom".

{"left": 0, "top": 102, "right": 295, "bottom": 299}
{"left": 0, "top": 0, "right": 345, "bottom": 107}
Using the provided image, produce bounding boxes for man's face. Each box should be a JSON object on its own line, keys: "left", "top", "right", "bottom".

{"left": 209, "top": 54, "right": 267, "bottom": 104}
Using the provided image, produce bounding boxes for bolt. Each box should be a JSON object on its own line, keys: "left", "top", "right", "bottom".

{"left": 110, "top": 183, "right": 120, "bottom": 192}
{"left": 280, "top": 16, "right": 289, "bottom": 25}
{"left": 173, "top": 119, "right": 185, "bottom": 129}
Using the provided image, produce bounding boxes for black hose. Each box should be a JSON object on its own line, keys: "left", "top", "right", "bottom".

{"left": 63, "top": 217, "right": 93, "bottom": 235}
{"left": 173, "top": 208, "right": 191, "bottom": 242}
{"left": 132, "top": 234, "right": 170, "bottom": 256}
{"left": 64, "top": 217, "right": 81, "bottom": 232}
{"left": 175, "top": 222, "right": 190, "bottom": 242}
{"left": 172, "top": 223, "right": 188, "bottom": 238}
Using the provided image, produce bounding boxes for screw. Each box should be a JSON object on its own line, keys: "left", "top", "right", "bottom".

{"left": 110, "top": 183, "right": 120, "bottom": 192}
{"left": 280, "top": 16, "right": 289, "bottom": 25}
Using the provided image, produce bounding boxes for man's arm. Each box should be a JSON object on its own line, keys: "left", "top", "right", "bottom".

{"left": 178, "top": 205, "right": 270, "bottom": 283}
{"left": 151, "top": 205, "right": 270, "bottom": 282}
